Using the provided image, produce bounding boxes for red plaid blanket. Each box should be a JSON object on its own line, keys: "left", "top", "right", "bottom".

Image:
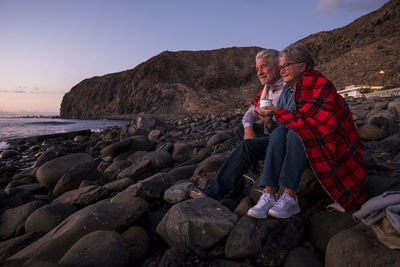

{"left": 275, "top": 70, "right": 366, "bottom": 210}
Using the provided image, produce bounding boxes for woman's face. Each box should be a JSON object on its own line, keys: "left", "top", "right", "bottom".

{"left": 279, "top": 58, "right": 306, "bottom": 87}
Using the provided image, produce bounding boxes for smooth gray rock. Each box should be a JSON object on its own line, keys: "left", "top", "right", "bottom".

{"left": 0, "top": 200, "right": 46, "bottom": 240}
{"left": 172, "top": 142, "right": 197, "bottom": 158}
{"left": 207, "top": 132, "right": 232, "bottom": 147}
{"left": 11, "top": 167, "right": 38, "bottom": 180}
{"left": 357, "top": 124, "right": 388, "bottom": 141}
{"left": 117, "top": 159, "right": 158, "bottom": 182}
{"left": 104, "top": 160, "right": 132, "bottom": 181}
{"left": 225, "top": 215, "right": 303, "bottom": 266}
{"left": 100, "top": 138, "right": 133, "bottom": 158}
{"left": 388, "top": 97, "right": 400, "bottom": 117}
{"left": 0, "top": 150, "right": 20, "bottom": 159}
{"left": 9, "top": 197, "right": 148, "bottom": 262}
{"left": 36, "top": 153, "right": 94, "bottom": 188}
{"left": 59, "top": 230, "right": 129, "bottom": 267}
{"left": 53, "top": 185, "right": 108, "bottom": 208}
{"left": 33, "top": 151, "right": 57, "bottom": 167}
{"left": 367, "top": 110, "right": 398, "bottom": 129}
{"left": 305, "top": 210, "right": 357, "bottom": 255}
{"left": 166, "top": 165, "right": 196, "bottom": 184}
{"left": 0, "top": 231, "right": 45, "bottom": 261}
{"left": 156, "top": 197, "right": 238, "bottom": 249}
{"left": 193, "top": 152, "right": 230, "bottom": 177}
{"left": 163, "top": 181, "right": 193, "bottom": 204}
{"left": 25, "top": 203, "right": 78, "bottom": 233}
{"left": 122, "top": 226, "right": 149, "bottom": 264}
{"left": 103, "top": 177, "right": 133, "bottom": 192}
{"left": 143, "top": 150, "right": 174, "bottom": 169}
{"left": 53, "top": 162, "right": 102, "bottom": 196}
{"left": 326, "top": 224, "right": 400, "bottom": 267}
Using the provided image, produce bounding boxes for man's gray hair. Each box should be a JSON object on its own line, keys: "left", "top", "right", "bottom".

{"left": 255, "top": 49, "right": 279, "bottom": 66}
{"left": 279, "top": 43, "right": 314, "bottom": 71}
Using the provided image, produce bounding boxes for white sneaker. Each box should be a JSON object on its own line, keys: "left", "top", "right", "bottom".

{"left": 268, "top": 190, "right": 300, "bottom": 219}
{"left": 247, "top": 191, "right": 276, "bottom": 219}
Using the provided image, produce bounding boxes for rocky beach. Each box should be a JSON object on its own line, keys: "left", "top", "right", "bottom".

{"left": 1, "top": 95, "right": 400, "bottom": 266}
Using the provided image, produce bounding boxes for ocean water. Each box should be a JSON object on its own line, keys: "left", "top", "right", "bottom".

{"left": 0, "top": 117, "right": 128, "bottom": 151}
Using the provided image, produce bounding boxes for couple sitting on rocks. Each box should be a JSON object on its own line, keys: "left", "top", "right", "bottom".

{"left": 190, "top": 43, "right": 367, "bottom": 219}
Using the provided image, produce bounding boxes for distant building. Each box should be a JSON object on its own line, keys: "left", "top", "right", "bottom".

{"left": 337, "top": 85, "right": 384, "bottom": 98}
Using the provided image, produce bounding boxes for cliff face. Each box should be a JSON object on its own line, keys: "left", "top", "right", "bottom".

{"left": 60, "top": 47, "right": 262, "bottom": 119}
{"left": 299, "top": 0, "right": 400, "bottom": 89}
{"left": 60, "top": 0, "right": 400, "bottom": 119}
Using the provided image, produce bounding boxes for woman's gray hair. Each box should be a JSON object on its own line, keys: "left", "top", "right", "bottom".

{"left": 280, "top": 43, "right": 314, "bottom": 71}
{"left": 255, "top": 49, "right": 279, "bottom": 66}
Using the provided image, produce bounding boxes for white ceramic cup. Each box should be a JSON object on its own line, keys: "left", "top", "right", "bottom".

{"left": 260, "top": 99, "right": 273, "bottom": 107}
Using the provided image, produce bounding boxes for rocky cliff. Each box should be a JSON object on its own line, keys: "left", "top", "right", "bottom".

{"left": 299, "top": 0, "right": 400, "bottom": 89}
{"left": 60, "top": 47, "right": 262, "bottom": 119}
{"left": 60, "top": 0, "right": 400, "bottom": 119}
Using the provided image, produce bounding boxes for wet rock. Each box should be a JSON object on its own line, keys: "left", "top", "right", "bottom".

{"left": 122, "top": 226, "right": 149, "bottom": 264}
{"left": 25, "top": 203, "right": 78, "bottom": 233}
{"left": 36, "top": 153, "right": 94, "bottom": 188}
{"left": 157, "top": 197, "right": 238, "bottom": 249}
{"left": 225, "top": 215, "right": 303, "bottom": 266}
{"left": 53, "top": 162, "right": 102, "bottom": 196}
{"left": 325, "top": 224, "right": 400, "bottom": 267}
{"left": 0, "top": 200, "right": 46, "bottom": 240}
{"left": 53, "top": 185, "right": 108, "bottom": 208}
{"left": 59, "top": 230, "right": 129, "bottom": 267}
{"left": 9, "top": 197, "right": 148, "bottom": 262}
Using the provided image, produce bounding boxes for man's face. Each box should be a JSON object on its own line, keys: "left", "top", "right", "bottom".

{"left": 256, "top": 57, "right": 280, "bottom": 86}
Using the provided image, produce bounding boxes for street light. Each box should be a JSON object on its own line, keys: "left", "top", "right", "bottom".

{"left": 379, "top": 70, "right": 385, "bottom": 87}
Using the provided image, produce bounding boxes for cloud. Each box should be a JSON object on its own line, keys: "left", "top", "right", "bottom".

{"left": 14, "top": 90, "right": 28, "bottom": 94}
{"left": 316, "top": 0, "right": 388, "bottom": 15}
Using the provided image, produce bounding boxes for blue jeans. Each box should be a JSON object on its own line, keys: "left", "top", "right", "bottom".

{"left": 259, "top": 127, "right": 307, "bottom": 191}
{"left": 204, "top": 122, "right": 267, "bottom": 198}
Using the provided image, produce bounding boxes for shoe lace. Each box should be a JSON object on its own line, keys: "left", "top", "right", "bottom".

{"left": 255, "top": 192, "right": 274, "bottom": 208}
{"left": 275, "top": 191, "right": 293, "bottom": 209}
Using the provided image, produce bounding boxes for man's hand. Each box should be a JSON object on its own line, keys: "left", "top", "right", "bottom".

{"left": 255, "top": 106, "right": 277, "bottom": 128}
{"left": 244, "top": 127, "right": 257, "bottom": 140}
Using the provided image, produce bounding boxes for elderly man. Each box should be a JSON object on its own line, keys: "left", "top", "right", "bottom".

{"left": 190, "top": 49, "right": 285, "bottom": 199}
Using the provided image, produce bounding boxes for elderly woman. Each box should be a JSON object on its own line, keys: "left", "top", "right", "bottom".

{"left": 247, "top": 43, "right": 366, "bottom": 219}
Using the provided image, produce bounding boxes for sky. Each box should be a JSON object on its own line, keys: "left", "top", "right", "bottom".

{"left": 0, "top": 0, "right": 389, "bottom": 115}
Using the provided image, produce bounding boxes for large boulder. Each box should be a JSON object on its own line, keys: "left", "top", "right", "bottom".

{"left": 193, "top": 152, "right": 230, "bottom": 177}
{"left": 325, "top": 224, "right": 400, "bottom": 267}
{"left": 0, "top": 200, "right": 46, "bottom": 240}
{"left": 59, "top": 230, "right": 129, "bottom": 267}
{"left": 24, "top": 203, "right": 78, "bottom": 233}
{"left": 9, "top": 197, "right": 148, "bottom": 262}
{"left": 117, "top": 159, "right": 158, "bottom": 182}
{"left": 122, "top": 226, "right": 149, "bottom": 264}
{"left": 53, "top": 162, "right": 102, "bottom": 196}
{"left": 305, "top": 210, "right": 357, "bottom": 255}
{"left": 53, "top": 185, "right": 109, "bottom": 208}
{"left": 36, "top": 153, "right": 94, "bottom": 188}
{"left": 357, "top": 124, "right": 388, "bottom": 141}
{"left": 156, "top": 197, "right": 238, "bottom": 249}
{"left": 225, "top": 215, "right": 303, "bottom": 266}
{"left": 0, "top": 231, "right": 45, "bottom": 262}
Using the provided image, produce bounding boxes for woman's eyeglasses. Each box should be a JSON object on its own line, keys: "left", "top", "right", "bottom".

{"left": 279, "top": 62, "right": 302, "bottom": 71}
